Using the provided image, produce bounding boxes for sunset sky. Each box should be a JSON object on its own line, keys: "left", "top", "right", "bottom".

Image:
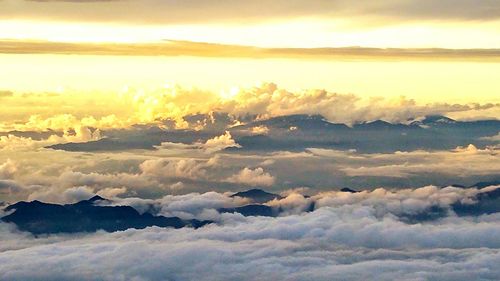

{"left": 1, "top": 2, "right": 500, "bottom": 280}
{"left": 1, "top": 0, "right": 500, "bottom": 127}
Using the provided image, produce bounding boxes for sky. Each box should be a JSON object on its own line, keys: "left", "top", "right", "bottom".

{"left": 0, "top": 0, "right": 500, "bottom": 127}
{"left": 0, "top": 1, "right": 500, "bottom": 280}
{"left": 0, "top": 0, "right": 499, "bottom": 213}
{"left": 1, "top": 0, "right": 500, "bottom": 117}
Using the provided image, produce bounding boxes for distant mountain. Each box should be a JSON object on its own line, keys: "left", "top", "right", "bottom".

{"left": 231, "top": 189, "right": 282, "bottom": 203}
{"left": 411, "top": 115, "right": 457, "bottom": 126}
{"left": 452, "top": 186, "right": 500, "bottom": 216}
{"left": 228, "top": 114, "right": 499, "bottom": 152}
{"left": 221, "top": 186, "right": 500, "bottom": 220}
{"left": 2, "top": 196, "right": 212, "bottom": 234}
{"left": 218, "top": 204, "right": 276, "bottom": 217}
{"left": 232, "top": 114, "right": 350, "bottom": 131}
{"left": 354, "top": 120, "right": 416, "bottom": 130}
{"left": 469, "top": 180, "right": 500, "bottom": 189}
{"left": 340, "top": 187, "right": 359, "bottom": 193}
{"left": 47, "top": 113, "right": 499, "bottom": 153}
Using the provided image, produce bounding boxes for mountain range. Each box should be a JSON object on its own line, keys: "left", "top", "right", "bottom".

{"left": 43, "top": 114, "right": 499, "bottom": 153}
{"left": 2, "top": 183, "right": 499, "bottom": 235}
{"left": 1, "top": 195, "right": 212, "bottom": 235}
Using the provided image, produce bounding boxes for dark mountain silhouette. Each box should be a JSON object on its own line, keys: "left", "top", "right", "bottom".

{"left": 232, "top": 114, "right": 350, "bottom": 131}
{"left": 47, "top": 114, "right": 499, "bottom": 153}
{"left": 469, "top": 180, "right": 500, "bottom": 189}
{"left": 218, "top": 204, "right": 276, "bottom": 217}
{"left": 231, "top": 189, "right": 282, "bottom": 203}
{"left": 452, "top": 186, "right": 500, "bottom": 216}
{"left": 353, "top": 120, "right": 416, "bottom": 130}
{"left": 412, "top": 115, "right": 457, "bottom": 125}
{"left": 340, "top": 187, "right": 359, "bottom": 193}
{"left": 2, "top": 196, "right": 212, "bottom": 235}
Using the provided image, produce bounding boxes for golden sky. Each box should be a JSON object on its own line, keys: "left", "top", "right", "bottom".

{"left": 0, "top": 0, "right": 499, "bottom": 131}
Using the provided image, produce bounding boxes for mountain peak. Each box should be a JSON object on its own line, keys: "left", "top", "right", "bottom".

{"left": 2, "top": 198, "right": 212, "bottom": 234}
{"left": 231, "top": 189, "right": 282, "bottom": 203}
{"left": 340, "top": 187, "right": 359, "bottom": 193}
{"left": 88, "top": 195, "right": 106, "bottom": 202}
{"left": 422, "top": 115, "right": 456, "bottom": 124}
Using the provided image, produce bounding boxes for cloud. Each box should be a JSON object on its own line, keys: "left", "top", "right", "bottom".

{"left": 157, "top": 131, "right": 241, "bottom": 153}
{"left": 481, "top": 133, "right": 500, "bottom": 142}
{"left": 1, "top": 40, "right": 500, "bottom": 61}
{"left": 251, "top": 125, "right": 270, "bottom": 135}
{"left": 97, "top": 187, "right": 128, "bottom": 198}
{"left": 202, "top": 131, "right": 241, "bottom": 153}
{"left": 327, "top": 145, "right": 500, "bottom": 178}
{"left": 140, "top": 158, "right": 209, "bottom": 180}
{"left": 2, "top": 140, "right": 498, "bottom": 204}
{"left": 1, "top": 83, "right": 498, "bottom": 133}
{"left": 0, "top": 159, "right": 17, "bottom": 179}
{"left": 0, "top": 90, "right": 13, "bottom": 98}
{"left": 226, "top": 167, "right": 275, "bottom": 186}
{"left": 1, "top": 188, "right": 499, "bottom": 280}
{"left": 0, "top": 126, "right": 101, "bottom": 151}
{"left": 60, "top": 186, "right": 95, "bottom": 202}
{"left": 3, "top": 0, "right": 500, "bottom": 25}
{"left": 0, "top": 180, "right": 24, "bottom": 197}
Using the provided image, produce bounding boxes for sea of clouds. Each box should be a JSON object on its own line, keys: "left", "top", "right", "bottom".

{"left": 1, "top": 185, "right": 499, "bottom": 281}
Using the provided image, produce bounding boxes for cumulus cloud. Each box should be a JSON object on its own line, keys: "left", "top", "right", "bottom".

{"left": 226, "top": 167, "right": 275, "bottom": 186}
{"left": 0, "top": 126, "right": 101, "bottom": 151}
{"left": 250, "top": 125, "right": 269, "bottom": 135}
{"left": 0, "top": 159, "right": 17, "bottom": 179}
{"left": 1, "top": 83, "right": 498, "bottom": 133}
{"left": 2, "top": 141, "right": 497, "bottom": 204}
{"left": 157, "top": 132, "right": 242, "bottom": 153}
{"left": 215, "top": 83, "right": 499, "bottom": 125}
{"left": 140, "top": 158, "right": 209, "bottom": 180}
{"left": 202, "top": 131, "right": 241, "bottom": 153}
{"left": 97, "top": 187, "right": 128, "bottom": 198}
{"left": 60, "top": 186, "right": 95, "bottom": 202}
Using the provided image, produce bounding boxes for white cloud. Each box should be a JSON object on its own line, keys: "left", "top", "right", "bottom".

{"left": 226, "top": 167, "right": 275, "bottom": 186}
{"left": 140, "top": 158, "right": 208, "bottom": 180}
{"left": 97, "top": 187, "right": 128, "bottom": 198}
{"left": 251, "top": 125, "right": 270, "bottom": 135}
{"left": 0, "top": 126, "right": 101, "bottom": 151}
{"left": 0, "top": 159, "right": 17, "bottom": 179}
{"left": 0, "top": 196, "right": 499, "bottom": 280}
{"left": 480, "top": 133, "right": 500, "bottom": 142}
{"left": 201, "top": 131, "right": 241, "bottom": 153}
{"left": 308, "top": 146, "right": 500, "bottom": 178}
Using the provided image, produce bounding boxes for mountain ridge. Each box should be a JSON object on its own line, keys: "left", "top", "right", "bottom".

{"left": 2, "top": 196, "right": 212, "bottom": 235}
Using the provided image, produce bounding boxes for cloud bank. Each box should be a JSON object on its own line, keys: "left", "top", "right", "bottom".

{"left": 1, "top": 83, "right": 497, "bottom": 133}
{"left": 1, "top": 185, "right": 500, "bottom": 280}
{"left": 2, "top": 40, "right": 500, "bottom": 61}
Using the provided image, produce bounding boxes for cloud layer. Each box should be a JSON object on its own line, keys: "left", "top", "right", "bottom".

{"left": 1, "top": 83, "right": 497, "bottom": 133}
{"left": 1, "top": 185, "right": 500, "bottom": 280}
{"left": 3, "top": 0, "right": 500, "bottom": 24}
